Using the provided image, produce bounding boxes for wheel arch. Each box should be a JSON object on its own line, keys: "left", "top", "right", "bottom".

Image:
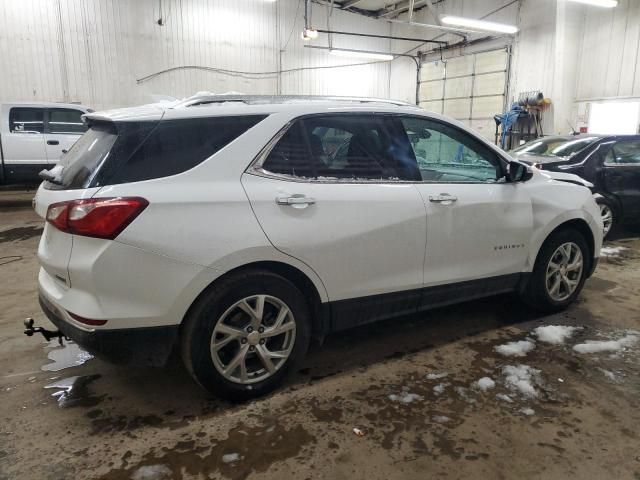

{"left": 535, "top": 218, "right": 596, "bottom": 276}
{"left": 180, "top": 260, "right": 328, "bottom": 340}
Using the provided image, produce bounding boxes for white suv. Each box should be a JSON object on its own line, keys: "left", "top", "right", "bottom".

{"left": 33, "top": 95, "right": 602, "bottom": 400}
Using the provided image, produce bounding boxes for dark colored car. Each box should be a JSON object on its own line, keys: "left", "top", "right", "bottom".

{"left": 511, "top": 134, "right": 640, "bottom": 237}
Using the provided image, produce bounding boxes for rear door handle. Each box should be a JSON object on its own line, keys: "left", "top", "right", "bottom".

{"left": 429, "top": 193, "right": 457, "bottom": 204}
{"left": 47, "top": 140, "right": 59, "bottom": 145}
{"left": 275, "top": 195, "right": 316, "bottom": 206}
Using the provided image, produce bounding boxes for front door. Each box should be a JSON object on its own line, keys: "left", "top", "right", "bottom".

{"left": 395, "top": 116, "right": 532, "bottom": 291}
{"left": 242, "top": 114, "right": 428, "bottom": 329}
{"left": 602, "top": 140, "right": 640, "bottom": 218}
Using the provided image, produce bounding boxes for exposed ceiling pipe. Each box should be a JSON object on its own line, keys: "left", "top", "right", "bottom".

{"left": 408, "top": 0, "right": 415, "bottom": 22}
{"left": 314, "top": 28, "right": 447, "bottom": 45}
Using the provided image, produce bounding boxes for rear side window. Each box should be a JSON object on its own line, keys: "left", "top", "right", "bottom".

{"left": 48, "top": 115, "right": 266, "bottom": 189}
{"left": 49, "top": 108, "right": 87, "bottom": 134}
{"left": 9, "top": 107, "right": 44, "bottom": 133}
{"left": 261, "top": 115, "right": 417, "bottom": 181}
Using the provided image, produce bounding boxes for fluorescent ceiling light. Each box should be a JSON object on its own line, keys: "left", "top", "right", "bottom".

{"left": 329, "top": 49, "right": 394, "bottom": 61}
{"left": 566, "top": 0, "right": 617, "bottom": 7}
{"left": 440, "top": 15, "right": 519, "bottom": 34}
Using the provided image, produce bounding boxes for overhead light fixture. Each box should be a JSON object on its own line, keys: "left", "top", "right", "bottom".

{"left": 301, "top": 28, "right": 319, "bottom": 41}
{"left": 566, "top": 0, "right": 617, "bottom": 7}
{"left": 329, "top": 49, "right": 394, "bottom": 61}
{"left": 440, "top": 15, "right": 519, "bottom": 34}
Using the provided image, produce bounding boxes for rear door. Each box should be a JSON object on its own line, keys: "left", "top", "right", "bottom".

{"left": 2, "top": 106, "right": 47, "bottom": 181}
{"left": 44, "top": 108, "right": 88, "bottom": 164}
{"left": 242, "top": 114, "right": 427, "bottom": 329}
{"left": 602, "top": 139, "right": 640, "bottom": 218}
{"left": 396, "top": 115, "right": 532, "bottom": 290}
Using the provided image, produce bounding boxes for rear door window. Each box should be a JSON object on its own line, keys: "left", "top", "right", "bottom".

{"left": 605, "top": 141, "right": 640, "bottom": 165}
{"left": 9, "top": 107, "right": 44, "bottom": 133}
{"left": 48, "top": 108, "right": 87, "bottom": 134}
{"left": 47, "top": 115, "right": 266, "bottom": 189}
{"left": 260, "top": 115, "right": 419, "bottom": 181}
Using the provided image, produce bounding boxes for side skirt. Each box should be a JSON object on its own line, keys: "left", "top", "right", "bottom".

{"left": 326, "top": 273, "right": 524, "bottom": 333}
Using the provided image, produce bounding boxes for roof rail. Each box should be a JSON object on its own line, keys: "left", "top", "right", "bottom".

{"left": 172, "top": 94, "right": 415, "bottom": 108}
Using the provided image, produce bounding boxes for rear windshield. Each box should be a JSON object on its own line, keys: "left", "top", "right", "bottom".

{"left": 512, "top": 136, "right": 599, "bottom": 158}
{"left": 46, "top": 115, "right": 267, "bottom": 190}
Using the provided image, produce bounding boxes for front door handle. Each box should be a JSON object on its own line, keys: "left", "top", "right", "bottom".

{"left": 429, "top": 193, "right": 458, "bottom": 204}
{"left": 275, "top": 195, "right": 316, "bottom": 206}
{"left": 47, "top": 140, "right": 60, "bottom": 145}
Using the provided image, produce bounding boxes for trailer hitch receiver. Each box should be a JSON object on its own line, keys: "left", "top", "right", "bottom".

{"left": 23, "top": 318, "right": 69, "bottom": 346}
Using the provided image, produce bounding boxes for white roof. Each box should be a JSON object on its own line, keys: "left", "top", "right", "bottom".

{"left": 85, "top": 95, "right": 423, "bottom": 123}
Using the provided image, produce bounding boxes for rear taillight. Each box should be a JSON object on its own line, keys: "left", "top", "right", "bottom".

{"left": 46, "top": 197, "right": 148, "bottom": 240}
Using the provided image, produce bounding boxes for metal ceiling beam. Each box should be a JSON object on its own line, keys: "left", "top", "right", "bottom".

{"left": 380, "top": 0, "right": 430, "bottom": 18}
{"left": 340, "top": 0, "right": 365, "bottom": 8}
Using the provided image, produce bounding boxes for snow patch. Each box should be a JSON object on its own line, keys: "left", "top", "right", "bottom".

{"left": 432, "top": 415, "right": 450, "bottom": 424}
{"left": 598, "top": 368, "right": 617, "bottom": 381}
{"left": 534, "top": 325, "right": 580, "bottom": 345}
{"left": 495, "top": 340, "right": 536, "bottom": 357}
{"left": 474, "top": 377, "right": 496, "bottom": 391}
{"left": 425, "top": 372, "right": 448, "bottom": 380}
{"left": 433, "top": 383, "right": 448, "bottom": 395}
{"left": 496, "top": 393, "right": 513, "bottom": 403}
{"left": 388, "top": 392, "right": 422, "bottom": 404}
{"left": 502, "top": 365, "right": 540, "bottom": 398}
{"left": 573, "top": 333, "right": 638, "bottom": 354}
{"left": 131, "top": 464, "right": 172, "bottom": 480}
{"left": 222, "top": 453, "right": 240, "bottom": 464}
{"left": 600, "top": 246, "right": 627, "bottom": 257}
{"left": 520, "top": 408, "right": 535, "bottom": 416}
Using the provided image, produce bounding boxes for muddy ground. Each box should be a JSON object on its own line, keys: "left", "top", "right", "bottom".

{"left": 1, "top": 201, "right": 639, "bottom": 480}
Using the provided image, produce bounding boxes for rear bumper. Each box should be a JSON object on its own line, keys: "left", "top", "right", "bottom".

{"left": 39, "top": 293, "right": 178, "bottom": 366}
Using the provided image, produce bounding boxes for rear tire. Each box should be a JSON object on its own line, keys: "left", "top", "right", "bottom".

{"left": 520, "top": 228, "right": 589, "bottom": 313}
{"left": 181, "top": 269, "right": 311, "bottom": 401}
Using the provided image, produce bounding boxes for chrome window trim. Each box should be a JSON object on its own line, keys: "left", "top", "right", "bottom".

{"left": 245, "top": 113, "right": 510, "bottom": 185}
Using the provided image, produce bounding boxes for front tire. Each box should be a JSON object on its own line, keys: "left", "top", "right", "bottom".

{"left": 181, "top": 270, "right": 311, "bottom": 401}
{"left": 596, "top": 198, "right": 615, "bottom": 239}
{"left": 520, "top": 228, "right": 589, "bottom": 313}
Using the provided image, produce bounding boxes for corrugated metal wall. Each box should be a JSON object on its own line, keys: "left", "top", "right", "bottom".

{"left": 575, "top": 0, "right": 640, "bottom": 101}
{"left": 0, "top": 0, "right": 396, "bottom": 110}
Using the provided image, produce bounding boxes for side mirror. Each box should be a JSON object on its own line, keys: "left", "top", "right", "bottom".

{"left": 508, "top": 161, "right": 533, "bottom": 182}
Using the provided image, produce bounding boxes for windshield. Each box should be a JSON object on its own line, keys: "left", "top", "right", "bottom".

{"left": 512, "top": 136, "right": 599, "bottom": 158}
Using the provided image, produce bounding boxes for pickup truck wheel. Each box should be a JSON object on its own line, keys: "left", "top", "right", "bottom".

{"left": 181, "top": 270, "right": 311, "bottom": 401}
{"left": 520, "top": 228, "right": 589, "bottom": 313}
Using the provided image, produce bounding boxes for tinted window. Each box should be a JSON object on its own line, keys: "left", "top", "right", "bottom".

{"left": 261, "top": 115, "right": 415, "bottom": 180}
{"left": 49, "top": 108, "right": 87, "bottom": 134}
{"left": 400, "top": 117, "right": 502, "bottom": 183}
{"left": 9, "top": 107, "right": 44, "bottom": 133}
{"left": 512, "top": 136, "right": 599, "bottom": 157}
{"left": 47, "top": 115, "right": 266, "bottom": 190}
{"left": 605, "top": 141, "right": 640, "bottom": 165}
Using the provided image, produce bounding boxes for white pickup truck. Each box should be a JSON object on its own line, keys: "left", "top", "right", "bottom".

{"left": 0, "top": 102, "right": 92, "bottom": 184}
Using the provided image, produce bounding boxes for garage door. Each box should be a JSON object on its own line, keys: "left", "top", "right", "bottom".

{"left": 418, "top": 48, "right": 510, "bottom": 141}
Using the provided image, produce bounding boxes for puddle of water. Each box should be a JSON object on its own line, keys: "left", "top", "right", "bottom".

{"left": 41, "top": 342, "right": 93, "bottom": 372}
{"left": 44, "top": 375, "right": 103, "bottom": 408}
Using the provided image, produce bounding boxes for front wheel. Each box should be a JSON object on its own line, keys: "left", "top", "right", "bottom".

{"left": 181, "top": 270, "right": 311, "bottom": 401}
{"left": 520, "top": 228, "right": 589, "bottom": 312}
{"left": 596, "top": 198, "right": 615, "bottom": 239}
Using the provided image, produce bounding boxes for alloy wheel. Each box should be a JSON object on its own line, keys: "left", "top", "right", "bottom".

{"left": 545, "top": 242, "right": 583, "bottom": 302}
{"left": 210, "top": 295, "right": 296, "bottom": 384}
{"left": 599, "top": 204, "right": 613, "bottom": 237}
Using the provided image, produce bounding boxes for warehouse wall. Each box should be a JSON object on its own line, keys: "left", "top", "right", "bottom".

{"left": 0, "top": 0, "right": 396, "bottom": 110}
